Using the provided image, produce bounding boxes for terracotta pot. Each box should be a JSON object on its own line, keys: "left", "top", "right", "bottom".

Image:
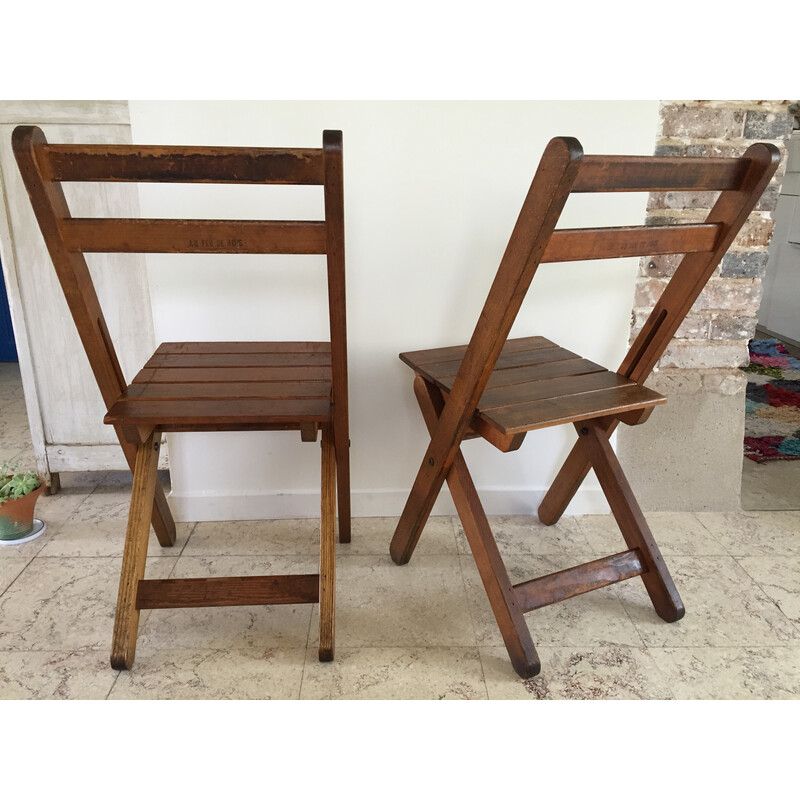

{"left": 0, "top": 480, "right": 45, "bottom": 541}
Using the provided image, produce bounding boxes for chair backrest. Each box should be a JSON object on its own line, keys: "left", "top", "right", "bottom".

{"left": 12, "top": 125, "right": 347, "bottom": 421}
{"left": 435, "top": 136, "right": 780, "bottom": 448}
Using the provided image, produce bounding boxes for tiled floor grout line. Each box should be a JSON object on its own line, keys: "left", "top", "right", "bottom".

{"left": 448, "top": 517, "right": 490, "bottom": 698}
{"left": 732, "top": 555, "right": 800, "bottom": 634}
{"left": 297, "top": 600, "right": 316, "bottom": 700}
{"left": 0, "top": 556, "right": 37, "bottom": 600}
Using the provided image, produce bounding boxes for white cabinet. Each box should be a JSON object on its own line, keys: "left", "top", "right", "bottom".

{"left": 759, "top": 133, "right": 800, "bottom": 346}
{"left": 0, "top": 101, "right": 161, "bottom": 486}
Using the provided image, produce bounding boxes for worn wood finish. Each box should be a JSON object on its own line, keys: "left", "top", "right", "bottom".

{"left": 391, "top": 137, "right": 585, "bottom": 565}
{"left": 541, "top": 142, "right": 781, "bottom": 527}
{"left": 319, "top": 424, "right": 336, "bottom": 661}
{"left": 621, "top": 143, "right": 781, "bottom": 384}
{"left": 136, "top": 574, "right": 320, "bottom": 609}
{"left": 62, "top": 218, "right": 328, "bottom": 254}
{"left": 134, "top": 365, "right": 332, "bottom": 384}
{"left": 43, "top": 143, "right": 326, "bottom": 184}
{"left": 512, "top": 549, "right": 644, "bottom": 613}
{"left": 572, "top": 154, "right": 748, "bottom": 193}
{"left": 13, "top": 126, "right": 350, "bottom": 668}
{"left": 110, "top": 431, "right": 160, "bottom": 670}
{"left": 411, "top": 376, "right": 540, "bottom": 677}
{"left": 389, "top": 136, "right": 779, "bottom": 676}
{"left": 12, "top": 125, "right": 176, "bottom": 547}
{"left": 576, "top": 419, "right": 684, "bottom": 621}
{"left": 323, "top": 130, "right": 351, "bottom": 544}
{"left": 156, "top": 341, "right": 331, "bottom": 355}
{"left": 541, "top": 223, "right": 720, "bottom": 262}
{"left": 402, "top": 336, "right": 665, "bottom": 443}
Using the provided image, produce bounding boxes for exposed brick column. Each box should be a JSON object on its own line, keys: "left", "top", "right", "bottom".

{"left": 632, "top": 100, "right": 793, "bottom": 369}
{"left": 617, "top": 100, "right": 794, "bottom": 511}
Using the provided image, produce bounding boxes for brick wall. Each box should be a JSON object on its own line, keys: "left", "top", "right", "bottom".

{"left": 631, "top": 100, "right": 795, "bottom": 369}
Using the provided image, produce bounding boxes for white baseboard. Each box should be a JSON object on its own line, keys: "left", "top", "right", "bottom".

{"left": 167, "top": 486, "right": 610, "bottom": 523}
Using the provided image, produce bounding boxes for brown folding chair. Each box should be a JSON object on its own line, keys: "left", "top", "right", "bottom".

{"left": 13, "top": 126, "right": 350, "bottom": 669}
{"left": 389, "top": 136, "right": 779, "bottom": 678}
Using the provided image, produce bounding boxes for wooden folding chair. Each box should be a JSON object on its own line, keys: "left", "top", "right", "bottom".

{"left": 13, "top": 126, "right": 350, "bottom": 669}
{"left": 389, "top": 136, "right": 780, "bottom": 678}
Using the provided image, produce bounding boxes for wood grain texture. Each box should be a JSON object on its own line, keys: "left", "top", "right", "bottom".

{"left": 61, "top": 218, "right": 327, "bottom": 254}
{"left": 541, "top": 223, "right": 720, "bottom": 262}
{"left": 156, "top": 341, "right": 331, "bottom": 354}
{"left": 512, "top": 549, "right": 644, "bottom": 612}
{"left": 12, "top": 125, "right": 177, "bottom": 546}
{"left": 323, "top": 130, "right": 351, "bottom": 544}
{"left": 620, "top": 143, "right": 781, "bottom": 384}
{"left": 133, "top": 365, "right": 332, "bottom": 384}
{"left": 105, "top": 397, "right": 332, "bottom": 426}
{"left": 110, "top": 431, "right": 160, "bottom": 670}
{"left": 391, "top": 137, "right": 585, "bottom": 564}
{"left": 13, "top": 126, "right": 350, "bottom": 667}
{"left": 136, "top": 574, "right": 319, "bottom": 609}
{"left": 319, "top": 424, "right": 336, "bottom": 661}
{"left": 576, "top": 419, "right": 684, "bottom": 622}
{"left": 405, "top": 376, "right": 540, "bottom": 677}
{"left": 402, "top": 336, "right": 665, "bottom": 440}
{"left": 43, "top": 143, "right": 325, "bottom": 184}
{"left": 572, "top": 154, "right": 747, "bottom": 193}
{"left": 388, "top": 136, "right": 778, "bottom": 678}
{"left": 108, "top": 343, "right": 334, "bottom": 426}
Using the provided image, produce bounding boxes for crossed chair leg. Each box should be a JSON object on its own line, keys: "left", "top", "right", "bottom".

{"left": 110, "top": 425, "right": 338, "bottom": 670}
{"left": 389, "top": 375, "right": 684, "bottom": 679}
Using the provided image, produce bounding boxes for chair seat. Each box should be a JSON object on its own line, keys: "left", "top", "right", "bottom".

{"left": 400, "top": 335, "right": 665, "bottom": 436}
{"left": 104, "top": 341, "right": 333, "bottom": 429}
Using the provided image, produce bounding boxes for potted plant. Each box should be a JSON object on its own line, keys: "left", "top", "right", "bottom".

{"left": 0, "top": 460, "right": 45, "bottom": 544}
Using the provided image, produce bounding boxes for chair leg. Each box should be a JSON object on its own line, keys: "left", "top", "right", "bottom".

{"left": 406, "top": 376, "right": 541, "bottom": 678}
{"left": 537, "top": 418, "right": 617, "bottom": 525}
{"left": 319, "top": 424, "right": 336, "bottom": 661}
{"left": 110, "top": 431, "right": 161, "bottom": 670}
{"left": 116, "top": 426, "right": 176, "bottom": 547}
{"left": 576, "top": 419, "right": 684, "bottom": 622}
{"left": 389, "top": 382, "right": 456, "bottom": 565}
{"left": 333, "top": 419, "right": 351, "bottom": 544}
{"left": 151, "top": 484, "right": 177, "bottom": 548}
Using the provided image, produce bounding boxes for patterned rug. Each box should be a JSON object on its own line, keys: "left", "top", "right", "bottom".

{"left": 743, "top": 338, "right": 800, "bottom": 462}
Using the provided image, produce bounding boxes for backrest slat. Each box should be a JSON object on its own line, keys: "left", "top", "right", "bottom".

{"left": 42, "top": 144, "right": 325, "bottom": 184}
{"left": 12, "top": 125, "right": 347, "bottom": 422}
{"left": 573, "top": 154, "right": 748, "bottom": 193}
{"left": 61, "top": 219, "right": 328, "bottom": 254}
{"left": 541, "top": 223, "right": 721, "bottom": 263}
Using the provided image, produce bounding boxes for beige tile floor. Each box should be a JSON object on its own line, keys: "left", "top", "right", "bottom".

{"left": 1, "top": 362, "right": 799, "bottom": 699}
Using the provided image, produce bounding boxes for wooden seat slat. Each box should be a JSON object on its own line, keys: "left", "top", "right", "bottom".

{"left": 484, "top": 383, "right": 665, "bottom": 434}
{"left": 145, "top": 351, "right": 332, "bottom": 369}
{"left": 105, "top": 396, "right": 331, "bottom": 426}
{"left": 155, "top": 341, "right": 331, "bottom": 355}
{"left": 133, "top": 365, "right": 332, "bottom": 384}
{"left": 415, "top": 344, "right": 577, "bottom": 381}
{"left": 124, "top": 381, "right": 331, "bottom": 401}
{"left": 478, "top": 369, "right": 634, "bottom": 410}
{"left": 400, "top": 335, "right": 553, "bottom": 366}
{"left": 404, "top": 335, "right": 663, "bottom": 435}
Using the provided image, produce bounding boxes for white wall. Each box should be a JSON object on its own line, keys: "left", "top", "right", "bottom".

{"left": 128, "top": 100, "right": 660, "bottom": 521}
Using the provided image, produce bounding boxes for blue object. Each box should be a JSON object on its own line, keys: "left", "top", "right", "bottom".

{"left": 0, "top": 257, "right": 19, "bottom": 362}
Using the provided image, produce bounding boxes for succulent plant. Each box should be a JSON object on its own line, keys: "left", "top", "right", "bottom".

{"left": 0, "top": 461, "right": 42, "bottom": 505}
